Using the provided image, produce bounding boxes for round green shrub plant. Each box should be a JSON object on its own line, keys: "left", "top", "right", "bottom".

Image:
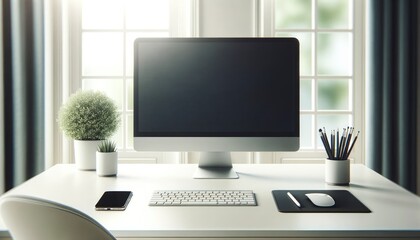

{"left": 58, "top": 90, "right": 120, "bottom": 140}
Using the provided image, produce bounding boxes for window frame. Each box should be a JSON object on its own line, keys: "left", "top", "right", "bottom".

{"left": 259, "top": 0, "right": 365, "bottom": 163}
{"left": 49, "top": 0, "right": 365, "bottom": 165}
{"left": 45, "top": 0, "right": 191, "bottom": 165}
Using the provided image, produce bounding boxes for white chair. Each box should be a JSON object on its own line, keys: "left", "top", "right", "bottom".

{"left": 0, "top": 195, "right": 115, "bottom": 240}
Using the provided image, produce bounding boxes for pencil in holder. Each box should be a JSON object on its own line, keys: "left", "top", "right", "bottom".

{"left": 319, "top": 127, "right": 359, "bottom": 185}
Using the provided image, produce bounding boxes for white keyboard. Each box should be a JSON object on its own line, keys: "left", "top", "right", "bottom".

{"left": 149, "top": 190, "right": 257, "bottom": 206}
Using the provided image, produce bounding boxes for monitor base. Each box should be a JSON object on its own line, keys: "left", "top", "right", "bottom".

{"left": 193, "top": 167, "right": 239, "bottom": 179}
{"left": 193, "top": 152, "right": 239, "bottom": 179}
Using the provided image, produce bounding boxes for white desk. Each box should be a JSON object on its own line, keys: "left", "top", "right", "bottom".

{"left": 1, "top": 164, "right": 420, "bottom": 239}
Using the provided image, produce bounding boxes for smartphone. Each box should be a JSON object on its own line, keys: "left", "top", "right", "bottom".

{"left": 95, "top": 191, "right": 133, "bottom": 211}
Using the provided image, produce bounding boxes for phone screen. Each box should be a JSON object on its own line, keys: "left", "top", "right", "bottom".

{"left": 95, "top": 191, "right": 133, "bottom": 211}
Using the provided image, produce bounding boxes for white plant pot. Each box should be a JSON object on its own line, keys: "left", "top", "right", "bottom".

{"left": 325, "top": 158, "right": 350, "bottom": 185}
{"left": 74, "top": 140, "right": 101, "bottom": 170}
{"left": 96, "top": 152, "right": 118, "bottom": 177}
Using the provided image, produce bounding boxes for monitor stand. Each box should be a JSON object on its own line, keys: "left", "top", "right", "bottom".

{"left": 193, "top": 152, "right": 239, "bottom": 179}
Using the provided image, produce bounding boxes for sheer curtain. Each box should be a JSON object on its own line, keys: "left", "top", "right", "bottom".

{"left": 366, "top": 0, "right": 418, "bottom": 193}
{"left": 1, "top": 0, "right": 45, "bottom": 192}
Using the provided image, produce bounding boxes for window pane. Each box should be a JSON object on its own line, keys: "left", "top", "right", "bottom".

{"left": 317, "top": 79, "right": 350, "bottom": 110}
{"left": 276, "top": 32, "right": 313, "bottom": 75}
{"left": 317, "top": 33, "right": 352, "bottom": 76}
{"left": 300, "top": 114, "right": 313, "bottom": 149}
{"left": 317, "top": 0, "right": 351, "bottom": 29}
{"left": 300, "top": 79, "right": 313, "bottom": 110}
{"left": 317, "top": 114, "right": 351, "bottom": 149}
{"left": 79, "top": 0, "right": 177, "bottom": 157}
{"left": 275, "top": 0, "right": 312, "bottom": 29}
{"left": 82, "top": 78, "right": 124, "bottom": 110}
{"left": 273, "top": 0, "right": 355, "bottom": 153}
{"left": 82, "top": 33, "right": 124, "bottom": 76}
{"left": 126, "top": 32, "right": 170, "bottom": 76}
{"left": 125, "top": 0, "right": 170, "bottom": 30}
{"left": 126, "top": 114, "right": 133, "bottom": 149}
{"left": 82, "top": 0, "right": 123, "bottom": 29}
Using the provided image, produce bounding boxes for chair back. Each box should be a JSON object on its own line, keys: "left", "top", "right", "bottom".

{"left": 0, "top": 195, "right": 115, "bottom": 240}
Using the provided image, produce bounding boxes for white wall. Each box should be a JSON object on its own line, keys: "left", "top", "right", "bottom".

{"left": 198, "top": 0, "right": 257, "bottom": 37}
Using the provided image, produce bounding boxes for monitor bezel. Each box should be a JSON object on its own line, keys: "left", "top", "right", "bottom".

{"left": 133, "top": 37, "right": 299, "bottom": 152}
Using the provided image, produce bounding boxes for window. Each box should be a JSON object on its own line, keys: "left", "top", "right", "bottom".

{"left": 267, "top": 0, "right": 363, "bottom": 162}
{"left": 65, "top": 0, "right": 363, "bottom": 163}
{"left": 78, "top": 0, "right": 189, "bottom": 161}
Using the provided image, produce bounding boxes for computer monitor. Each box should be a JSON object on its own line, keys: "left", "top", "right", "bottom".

{"left": 133, "top": 38, "right": 299, "bottom": 179}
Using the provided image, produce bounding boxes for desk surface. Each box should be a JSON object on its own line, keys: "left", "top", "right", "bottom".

{"left": 1, "top": 164, "right": 420, "bottom": 239}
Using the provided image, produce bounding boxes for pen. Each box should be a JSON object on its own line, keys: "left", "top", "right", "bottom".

{"left": 342, "top": 127, "right": 353, "bottom": 159}
{"left": 287, "top": 192, "right": 301, "bottom": 208}
{"left": 320, "top": 127, "right": 360, "bottom": 160}
{"left": 319, "top": 129, "right": 333, "bottom": 159}
{"left": 336, "top": 129, "right": 339, "bottom": 159}
{"left": 344, "top": 131, "right": 359, "bottom": 159}
{"left": 338, "top": 128, "right": 346, "bottom": 159}
{"left": 331, "top": 130, "right": 335, "bottom": 159}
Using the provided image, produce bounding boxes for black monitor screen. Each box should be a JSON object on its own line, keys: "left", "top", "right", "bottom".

{"left": 134, "top": 38, "right": 299, "bottom": 137}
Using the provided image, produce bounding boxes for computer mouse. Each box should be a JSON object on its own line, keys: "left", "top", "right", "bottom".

{"left": 305, "top": 193, "right": 335, "bottom": 207}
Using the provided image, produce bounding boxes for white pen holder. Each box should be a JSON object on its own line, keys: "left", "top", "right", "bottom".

{"left": 325, "top": 159, "right": 350, "bottom": 185}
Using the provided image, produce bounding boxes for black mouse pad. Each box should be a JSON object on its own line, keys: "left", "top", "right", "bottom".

{"left": 272, "top": 190, "right": 371, "bottom": 213}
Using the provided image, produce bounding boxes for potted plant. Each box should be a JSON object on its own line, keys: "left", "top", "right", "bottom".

{"left": 58, "top": 90, "right": 120, "bottom": 170}
{"left": 96, "top": 140, "right": 118, "bottom": 177}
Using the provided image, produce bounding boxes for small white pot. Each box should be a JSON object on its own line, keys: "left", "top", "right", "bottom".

{"left": 74, "top": 140, "right": 101, "bottom": 170}
{"left": 325, "top": 159, "right": 350, "bottom": 185}
{"left": 96, "top": 152, "right": 118, "bottom": 177}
